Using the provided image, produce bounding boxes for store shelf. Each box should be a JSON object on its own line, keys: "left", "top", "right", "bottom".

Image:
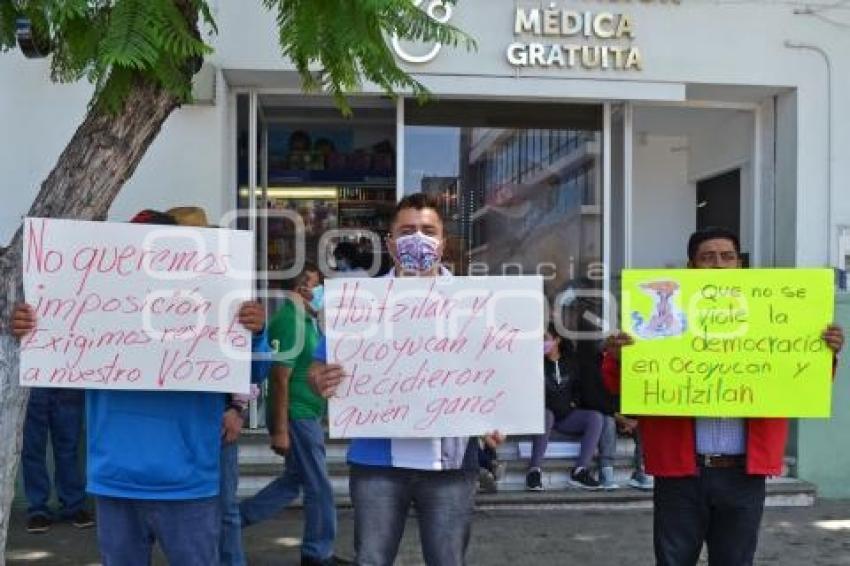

{"left": 338, "top": 200, "right": 395, "bottom": 206}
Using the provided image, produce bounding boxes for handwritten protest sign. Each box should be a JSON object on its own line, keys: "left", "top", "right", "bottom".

{"left": 621, "top": 269, "right": 834, "bottom": 417}
{"left": 20, "top": 217, "right": 254, "bottom": 393}
{"left": 324, "top": 276, "right": 545, "bottom": 438}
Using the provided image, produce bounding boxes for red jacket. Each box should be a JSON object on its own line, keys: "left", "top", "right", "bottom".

{"left": 601, "top": 353, "right": 788, "bottom": 477}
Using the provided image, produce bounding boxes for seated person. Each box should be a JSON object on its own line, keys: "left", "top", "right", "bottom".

{"left": 567, "top": 307, "right": 650, "bottom": 491}
{"left": 526, "top": 325, "right": 605, "bottom": 491}
{"left": 568, "top": 333, "right": 620, "bottom": 490}
{"left": 577, "top": 354, "right": 653, "bottom": 490}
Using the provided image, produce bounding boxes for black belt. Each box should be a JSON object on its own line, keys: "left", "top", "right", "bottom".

{"left": 697, "top": 454, "right": 746, "bottom": 468}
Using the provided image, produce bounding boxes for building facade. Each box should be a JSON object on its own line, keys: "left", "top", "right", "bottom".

{"left": 2, "top": 0, "right": 850, "bottom": 495}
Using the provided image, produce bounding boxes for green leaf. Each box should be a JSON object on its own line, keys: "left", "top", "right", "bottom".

{"left": 146, "top": 54, "right": 192, "bottom": 100}
{"left": 194, "top": 0, "right": 218, "bottom": 35}
{"left": 263, "top": 0, "right": 475, "bottom": 115}
{"left": 96, "top": 64, "right": 136, "bottom": 113}
{"left": 0, "top": 1, "right": 20, "bottom": 51}
{"left": 2, "top": 0, "right": 472, "bottom": 116}
{"left": 51, "top": 12, "right": 104, "bottom": 82}
{"left": 101, "top": 0, "right": 161, "bottom": 69}
{"left": 47, "top": 0, "right": 90, "bottom": 27}
{"left": 147, "top": 0, "right": 211, "bottom": 59}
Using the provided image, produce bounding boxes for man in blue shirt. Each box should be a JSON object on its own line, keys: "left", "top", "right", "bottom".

{"left": 309, "top": 193, "right": 502, "bottom": 566}
{"left": 12, "top": 209, "right": 272, "bottom": 566}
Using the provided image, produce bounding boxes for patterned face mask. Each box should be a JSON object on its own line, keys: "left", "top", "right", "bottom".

{"left": 394, "top": 231, "right": 441, "bottom": 273}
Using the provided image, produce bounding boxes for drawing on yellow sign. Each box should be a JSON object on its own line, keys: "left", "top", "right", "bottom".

{"left": 631, "top": 280, "right": 688, "bottom": 339}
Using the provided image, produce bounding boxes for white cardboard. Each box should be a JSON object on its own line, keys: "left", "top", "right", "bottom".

{"left": 20, "top": 217, "right": 254, "bottom": 393}
{"left": 325, "top": 275, "right": 545, "bottom": 438}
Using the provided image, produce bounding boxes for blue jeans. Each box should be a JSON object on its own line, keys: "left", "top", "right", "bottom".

{"left": 22, "top": 388, "right": 86, "bottom": 519}
{"left": 349, "top": 465, "right": 477, "bottom": 566}
{"left": 239, "top": 418, "right": 336, "bottom": 561}
{"left": 95, "top": 495, "right": 220, "bottom": 566}
{"left": 598, "top": 414, "right": 617, "bottom": 468}
{"left": 633, "top": 429, "right": 646, "bottom": 471}
{"left": 219, "top": 440, "right": 244, "bottom": 566}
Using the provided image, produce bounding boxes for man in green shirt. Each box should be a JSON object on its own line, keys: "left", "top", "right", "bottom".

{"left": 240, "top": 263, "right": 345, "bottom": 566}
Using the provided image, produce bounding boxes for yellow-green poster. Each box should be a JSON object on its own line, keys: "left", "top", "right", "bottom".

{"left": 620, "top": 269, "right": 834, "bottom": 418}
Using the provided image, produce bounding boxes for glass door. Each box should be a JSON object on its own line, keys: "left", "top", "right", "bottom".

{"left": 403, "top": 99, "right": 606, "bottom": 347}
{"left": 242, "top": 94, "right": 398, "bottom": 427}
{"left": 257, "top": 95, "right": 397, "bottom": 289}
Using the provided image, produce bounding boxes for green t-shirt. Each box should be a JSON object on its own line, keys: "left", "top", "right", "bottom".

{"left": 267, "top": 299, "right": 325, "bottom": 420}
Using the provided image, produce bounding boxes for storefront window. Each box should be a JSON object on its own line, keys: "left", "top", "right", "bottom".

{"left": 403, "top": 100, "right": 604, "bottom": 326}
{"left": 253, "top": 97, "right": 397, "bottom": 278}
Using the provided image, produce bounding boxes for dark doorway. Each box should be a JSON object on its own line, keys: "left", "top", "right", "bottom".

{"left": 697, "top": 168, "right": 740, "bottom": 234}
{"left": 696, "top": 168, "right": 745, "bottom": 265}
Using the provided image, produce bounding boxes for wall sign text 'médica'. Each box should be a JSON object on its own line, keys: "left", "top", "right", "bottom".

{"left": 391, "top": 1, "right": 679, "bottom": 71}
{"left": 508, "top": 8, "right": 643, "bottom": 71}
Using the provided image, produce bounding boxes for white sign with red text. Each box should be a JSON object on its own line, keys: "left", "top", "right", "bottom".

{"left": 325, "top": 275, "right": 545, "bottom": 438}
{"left": 20, "top": 217, "right": 253, "bottom": 393}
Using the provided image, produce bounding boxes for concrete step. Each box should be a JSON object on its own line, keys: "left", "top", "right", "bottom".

{"left": 237, "top": 461, "right": 802, "bottom": 496}
{"left": 237, "top": 476, "right": 817, "bottom": 510}
{"left": 475, "top": 478, "right": 817, "bottom": 510}
{"left": 236, "top": 429, "right": 805, "bottom": 506}
{"left": 238, "top": 430, "right": 796, "bottom": 473}
{"left": 237, "top": 461, "right": 641, "bottom": 500}
{"left": 240, "top": 455, "right": 646, "bottom": 483}
{"left": 238, "top": 430, "right": 644, "bottom": 464}
{"left": 236, "top": 438, "right": 645, "bottom": 499}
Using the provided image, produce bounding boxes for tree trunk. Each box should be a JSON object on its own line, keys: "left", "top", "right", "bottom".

{"left": 0, "top": 78, "right": 184, "bottom": 561}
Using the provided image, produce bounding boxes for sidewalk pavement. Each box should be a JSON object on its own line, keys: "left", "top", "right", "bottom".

{"left": 7, "top": 499, "right": 850, "bottom": 565}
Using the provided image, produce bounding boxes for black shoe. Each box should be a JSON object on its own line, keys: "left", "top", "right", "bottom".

{"left": 525, "top": 468, "right": 544, "bottom": 491}
{"left": 70, "top": 509, "right": 95, "bottom": 529}
{"left": 568, "top": 467, "right": 601, "bottom": 490}
{"left": 301, "top": 555, "right": 354, "bottom": 566}
{"left": 26, "top": 515, "right": 51, "bottom": 534}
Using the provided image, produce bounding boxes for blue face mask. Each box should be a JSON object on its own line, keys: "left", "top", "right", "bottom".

{"left": 309, "top": 284, "right": 324, "bottom": 312}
